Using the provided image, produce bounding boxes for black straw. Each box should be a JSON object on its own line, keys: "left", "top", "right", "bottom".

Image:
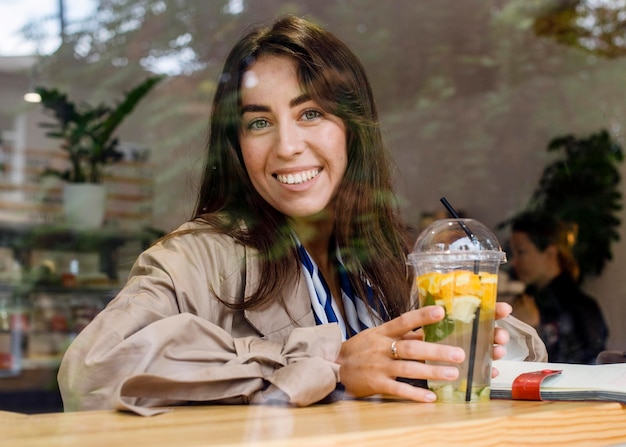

{"left": 465, "top": 307, "right": 480, "bottom": 401}
{"left": 440, "top": 197, "right": 480, "bottom": 274}
{"left": 439, "top": 197, "right": 481, "bottom": 402}
{"left": 439, "top": 197, "right": 476, "bottom": 243}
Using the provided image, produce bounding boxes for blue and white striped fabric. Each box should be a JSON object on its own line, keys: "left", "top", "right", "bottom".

{"left": 296, "top": 242, "right": 384, "bottom": 340}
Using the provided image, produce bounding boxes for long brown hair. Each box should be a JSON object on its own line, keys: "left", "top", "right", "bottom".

{"left": 192, "top": 15, "right": 411, "bottom": 318}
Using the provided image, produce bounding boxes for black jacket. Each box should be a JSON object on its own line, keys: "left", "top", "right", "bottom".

{"left": 527, "top": 272, "right": 608, "bottom": 364}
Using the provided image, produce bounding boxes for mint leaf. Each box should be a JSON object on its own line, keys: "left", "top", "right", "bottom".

{"left": 423, "top": 291, "right": 455, "bottom": 342}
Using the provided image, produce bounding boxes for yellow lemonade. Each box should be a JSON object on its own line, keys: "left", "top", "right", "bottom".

{"left": 417, "top": 270, "right": 498, "bottom": 402}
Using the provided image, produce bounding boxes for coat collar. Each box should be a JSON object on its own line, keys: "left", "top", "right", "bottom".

{"left": 242, "top": 244, "right": 316, "bottom": 341}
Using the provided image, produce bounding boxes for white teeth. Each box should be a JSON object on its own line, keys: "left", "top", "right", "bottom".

{"left": 276, "top": 169, "right": 320, "bottom": 185}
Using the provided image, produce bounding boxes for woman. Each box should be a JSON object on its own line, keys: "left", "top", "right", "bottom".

{"left": 509, "top": 211, "right": 608, "bottom": 364}
{"left": 58, "top": 16, "right": 515, "bottom": 414}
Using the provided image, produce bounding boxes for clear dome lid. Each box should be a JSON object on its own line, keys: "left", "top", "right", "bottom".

{"left": 408, "top": 218, "right": 507, "bottom": 265}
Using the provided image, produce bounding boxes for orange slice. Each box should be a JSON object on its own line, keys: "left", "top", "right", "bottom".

{"left": 439, "top": 272, "right": 456, "bottom": 312}
{"left": 417, "top": 272, "right": 441, "bottom": 296}
{"left": 479, "top": 273, "right": 498, "bottom": 311}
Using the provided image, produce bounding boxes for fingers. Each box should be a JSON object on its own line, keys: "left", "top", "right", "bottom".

{"left": 492, "top": 318, "right": 510, "bottom": 361}
{"left": 400, "top": 330, "right": 423, "bottom": 341}
{"left": 391, "top": 357, "right": 459, "bottom": 381}
{"left": 388, "top": 303, "right": 510, "bottom": 339}
{"left": 374, "top": 359, "right": 464, "bottom": 403}
{"left": 390, "top": 338, "right": 465, "bottom": 364}
{"left": 493, "top": 326, "right": 509, "bottom": 346}
{"left": 390, "top": 382, "right": 438, "bottom": 403}
{"left": 371, "top": 377, "right": 438, "bottom": 403}
{"left": 495, "top": 301, "right": 512, "bottom": 320}
{"left": 493, "top": 344, "right": 507, "bottom": 361}
{"left": 381, "top": 306, "right": 445, "bottom": 339}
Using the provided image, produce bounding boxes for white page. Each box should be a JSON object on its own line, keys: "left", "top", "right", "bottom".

{"left": 492, "top": 360, "right": 626, "bottom": 392}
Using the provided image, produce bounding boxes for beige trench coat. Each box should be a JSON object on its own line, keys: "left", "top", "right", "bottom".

{"left": 58, "top": 221, "right": 343, "bottom": 416}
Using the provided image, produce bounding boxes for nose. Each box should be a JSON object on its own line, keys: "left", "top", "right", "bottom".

{"left": 274, "top": 121, "right": 304, "bottom": 158}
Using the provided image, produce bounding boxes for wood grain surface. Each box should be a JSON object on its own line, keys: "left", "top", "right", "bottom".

{"left": 2, "top": 398, "right": 626, "bottom": 446}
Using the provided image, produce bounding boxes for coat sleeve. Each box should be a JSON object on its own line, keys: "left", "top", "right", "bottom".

{"left": 57, "top": 230, "right": 342, "bottom": 415}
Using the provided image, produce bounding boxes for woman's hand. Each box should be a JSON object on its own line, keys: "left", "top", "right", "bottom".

{"left": 336, "top": 302, "right": 512, "bottom": 402}
{"left": 493, "top": 301, "right": 512, "bottom": 362}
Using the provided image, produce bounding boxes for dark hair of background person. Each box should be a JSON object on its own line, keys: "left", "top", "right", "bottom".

{"left": 186, "top": 15, "right": 411, "bottom": 318}
{"left": 511, "top": 211, "right": 580, "bottom": 282}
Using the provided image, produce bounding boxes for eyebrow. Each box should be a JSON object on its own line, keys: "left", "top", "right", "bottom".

{"left": 240, "top": 93, "right": 311, "bottom": 115}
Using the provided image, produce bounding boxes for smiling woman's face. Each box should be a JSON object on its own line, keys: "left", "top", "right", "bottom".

{"left": 238, "top": 55, "right": 347, "bottom": 219}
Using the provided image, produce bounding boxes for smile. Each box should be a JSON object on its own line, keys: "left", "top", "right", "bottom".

{"left": 275, "top": 169, "right": 320, "bottom": 185}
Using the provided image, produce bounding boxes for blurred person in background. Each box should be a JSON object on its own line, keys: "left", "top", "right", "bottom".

{"left": 509, "top": 211, "right": 608, "bottom": 364}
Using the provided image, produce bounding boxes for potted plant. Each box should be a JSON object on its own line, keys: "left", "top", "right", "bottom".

{"left": 500, "top": 129, "right": 623, "bottom": 282}
{"left": 36, "top": 75, "right": 163, "bottom": 228}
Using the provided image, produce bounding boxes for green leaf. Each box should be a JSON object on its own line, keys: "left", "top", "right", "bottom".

{"left": 422, "top": 291, "right": 455, "bottom": 342}
{"left": 35, "top": 75, "right": 163, "bottom": 183}
{"left": 498, "top": 129, "right": 623, "bottom": 281}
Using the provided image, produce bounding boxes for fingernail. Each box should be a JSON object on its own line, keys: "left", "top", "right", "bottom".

{"left": 449, "top": 348, "right": 464, "bottom": 362}
{"left": 424, "top": 391, "right": 437, "bottom": 402}
{"left": 443, "top": 367, "right": 458, "bottom": 379}
{"left": 429, "top": 306, "right": 444, "bottom": 319}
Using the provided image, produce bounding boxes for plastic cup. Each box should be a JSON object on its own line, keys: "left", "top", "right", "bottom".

{"left": 407, "top": 218, "right": 506, "bottom": 402}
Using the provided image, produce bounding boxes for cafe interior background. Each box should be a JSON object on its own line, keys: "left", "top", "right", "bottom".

{"left": 1, "top": 0, "right": 625, "bottom": 410}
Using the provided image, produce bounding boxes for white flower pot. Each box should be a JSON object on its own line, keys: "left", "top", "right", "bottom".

{"left": 63, "top": 183, "right": 107, "bottom": 229}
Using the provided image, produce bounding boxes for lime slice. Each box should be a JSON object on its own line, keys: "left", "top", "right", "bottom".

{"left": 450, "top": 295, "right": 481, "bottom": 323}
{"left": 433, "top": 384, "right": 454, "bottom": 401}
{"left": 478, "top": 386, "right": 491, "bottom": 401}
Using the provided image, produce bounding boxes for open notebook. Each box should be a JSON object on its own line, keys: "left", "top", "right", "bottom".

{"left": 491, "top": 360, "right": 626, "bottom": 403}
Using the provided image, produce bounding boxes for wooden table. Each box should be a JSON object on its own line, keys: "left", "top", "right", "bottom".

{"left": 3, "top": 398, "right": 626, "bottom": 446}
